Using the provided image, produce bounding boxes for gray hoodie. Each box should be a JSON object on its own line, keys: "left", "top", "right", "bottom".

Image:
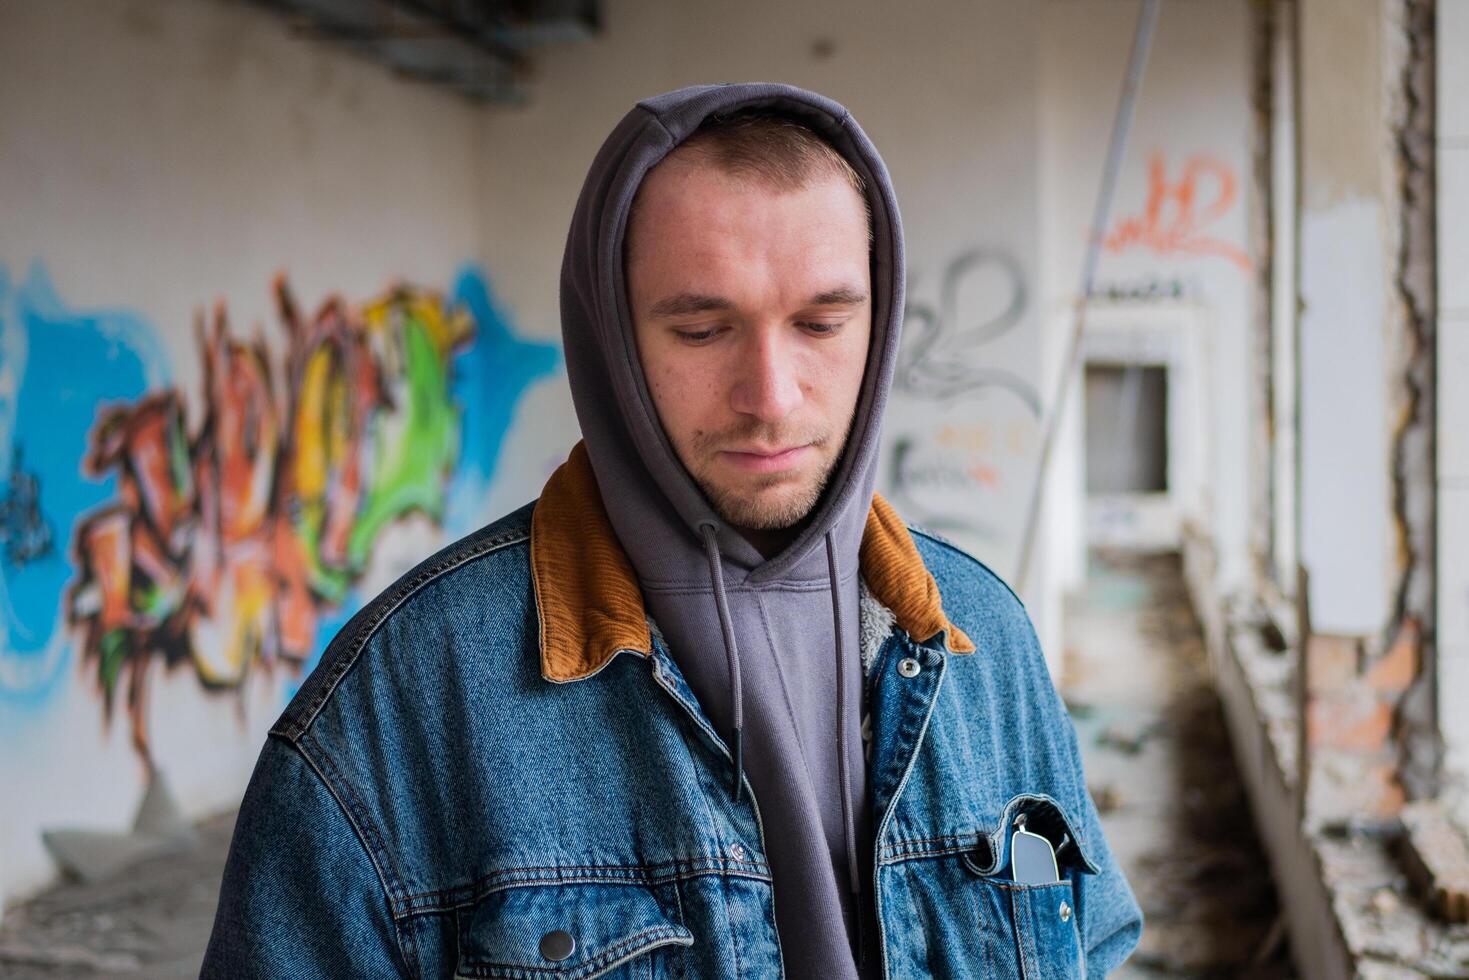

{"left": 559, "top": 82, "right": 904, "bottom": 978}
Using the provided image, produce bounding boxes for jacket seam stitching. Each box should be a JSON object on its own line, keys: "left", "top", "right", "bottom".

{"left": 976, "top": 877, "right": 992, "bottom": 977}
{"left": 397, "top": 860, "right": 772, "bottom": 900}
{"left": 457, "top": 924, "right": 690, "bottom": 979}
{"left": 392, "top": 866, "right": 774, "bottom": 918}
{"left": 724, "top": 875, "right": 744, "bottom": 980}
{"left": 879, "top": 836, "right": 984, "bottom": 860}
{"left": 660, "top": 668, "right": 744, "bottom": 980}
{"left": 281, "top": 526, "right": 530, "bottom": 737}
{"left": 1015, "top": 882, "right": 1034, "bottom": 979}
{"left": 287, "top": 732, "right": 419, "bottom": 977}
{"left": 884, "top": 832, "right": 981, "bottom": 848}
{"left": 297, "top": 733, "right": 411, "bottom": 897}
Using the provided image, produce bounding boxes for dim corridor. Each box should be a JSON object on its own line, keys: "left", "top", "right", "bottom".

{"left": 1062, "top": 549, "right": 1294, "bottom": 978}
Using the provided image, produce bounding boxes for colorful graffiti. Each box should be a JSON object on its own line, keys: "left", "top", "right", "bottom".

{"left": 0, "top": 262, "right": 559, "bottom": 762}
{"left": 1102, "top": 151, "right": 1251, "bottom": 272}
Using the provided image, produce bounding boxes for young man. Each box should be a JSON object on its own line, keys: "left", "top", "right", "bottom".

{"left": 204, "top": 83, "right": 1141, "bottom": 979}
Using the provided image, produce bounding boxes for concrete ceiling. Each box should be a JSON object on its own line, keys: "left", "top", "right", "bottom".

{"left": 245, "top": 0, "right": 600, "bottom": 103}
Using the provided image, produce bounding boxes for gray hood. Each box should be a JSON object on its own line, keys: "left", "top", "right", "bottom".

{"left": 559, "top": 83, "right": 904, "bottom": 978}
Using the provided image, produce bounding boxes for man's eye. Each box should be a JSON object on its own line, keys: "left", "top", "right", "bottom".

{"left": 674, "top": 326, "right": 726, "bottom": 344}
{"left": 798, "top": 320, "right": 847, "bottom": 336}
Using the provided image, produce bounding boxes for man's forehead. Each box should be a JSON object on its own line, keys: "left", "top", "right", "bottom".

{"left": 627, "top": 197, "right": 868, "bottom": 323}
{"left": 628, "top": 151, "right": 868, "bottom": 238}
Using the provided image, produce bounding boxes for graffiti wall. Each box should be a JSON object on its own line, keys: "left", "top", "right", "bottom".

{"left": 0, "top": 0, "right": 586, "bottom": 903}
{"left": 0, "top": 0, "right": 1258, "bottom": 904}
{"left": 2, "top": 262, "right": 555, "bottom": 753}
{"left": 0, "top": 260, "right": 558, "bottom": 897}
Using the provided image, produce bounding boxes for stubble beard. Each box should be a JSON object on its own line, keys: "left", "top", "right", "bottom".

{"left": 685, "top": 412, "right": 857, "bottom": 532}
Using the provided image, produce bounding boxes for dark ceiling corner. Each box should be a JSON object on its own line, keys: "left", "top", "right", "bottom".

{"left": 243, "top": 0, "right": 601, "bottom": 104}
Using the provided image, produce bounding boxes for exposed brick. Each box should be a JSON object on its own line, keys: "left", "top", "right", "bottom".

{"left": 1308, "top": 692, "right": 1394, "bottom": 752}
{"left": 1364, "top": 617, "right": 1421, "bottom": 697}
{"left": 1307, "top": 634, "right": 1363, "bottom": 695}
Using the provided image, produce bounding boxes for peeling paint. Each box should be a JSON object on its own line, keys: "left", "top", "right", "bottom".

{"left": 1385, "top": 0, "right": 1439, "bottom": 801}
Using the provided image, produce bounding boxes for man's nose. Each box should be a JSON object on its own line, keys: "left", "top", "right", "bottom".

{"left": 730, "top": 327, "right": 803, "bottom": 423}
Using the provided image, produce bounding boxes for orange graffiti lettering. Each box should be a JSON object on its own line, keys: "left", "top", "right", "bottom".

{"left": 1103, "top": 152, "right": 1251, "bottom": 272}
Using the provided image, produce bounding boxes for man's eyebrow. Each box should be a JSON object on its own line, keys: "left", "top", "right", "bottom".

{"left": 805, "top": 286, "right": 869, "bottom": 307}
{"left": 646, "top": 286, "right": 869, "bottom": 318}
{"left": 647, "top": 293, "right": 735, "bottom": 318}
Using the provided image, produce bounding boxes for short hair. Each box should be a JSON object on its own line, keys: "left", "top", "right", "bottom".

{"left": 654, "top": 108, "right": 873, "bottom": 245}
{"left": 678, "top": 109, "right": 867, "bottom": 199}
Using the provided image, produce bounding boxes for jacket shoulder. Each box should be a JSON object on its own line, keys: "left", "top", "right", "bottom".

{"left": 907, "top": 525, "right": 1033, "bottom": 635}
{"left": 272, "top": 500, "right": 536, "bottom": 742}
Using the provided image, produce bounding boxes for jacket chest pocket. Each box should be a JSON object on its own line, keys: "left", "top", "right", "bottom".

{"left": 967, "top": 876, "right": 1084, "bottom": 979}
{"left": 959, "top": 795, "right": 1094, "bottom": 979}
{"left": 454, "top": 880, "right": 695, "bottom": 980}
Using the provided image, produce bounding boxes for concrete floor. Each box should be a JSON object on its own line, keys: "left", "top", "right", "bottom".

{"left": 0, "top": 548, "right": 1290, "bottom": 977}
{"left": 0, "top": 811, "right": 234, "bottom": 978}
{"left": 1063, "top": 549, "right": 1294, "bottom": 979}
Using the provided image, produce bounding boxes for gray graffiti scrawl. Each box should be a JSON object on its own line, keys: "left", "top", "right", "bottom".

{"left": 895, "top": 248, "right": 1041, "bottom": 416}
{"left": 886, "top": 434, "right": 985, "bottom": 539}
{"left": 881, "top": 246, "right": 1045, "bottom": 543}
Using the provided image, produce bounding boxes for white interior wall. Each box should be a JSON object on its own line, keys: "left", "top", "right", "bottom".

{"left": 1294, "top": 0, "right": 1394, "bottom": 636}
{"left": 0, "top": 0, "right": 495, "bottom": 904}
{"left": 1038, "top": 0, "right": 1254, "bottom": 641}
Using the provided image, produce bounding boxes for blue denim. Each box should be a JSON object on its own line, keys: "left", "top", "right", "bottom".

{"left": 203, "top": 501, "right": 1142, "bottom": 978}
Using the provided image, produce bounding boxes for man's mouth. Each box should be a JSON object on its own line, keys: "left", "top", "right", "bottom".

{"left": 718, "top": 444, "right": 813, "bottom": 474}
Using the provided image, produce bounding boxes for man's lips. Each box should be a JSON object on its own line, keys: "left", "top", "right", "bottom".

{"left": 717, "top": 444, "right": 813, "bottom": 474}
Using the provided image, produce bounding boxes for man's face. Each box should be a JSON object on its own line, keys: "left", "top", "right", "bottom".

{"left": 626, "top": 154, "right": 872, "bottom": 541}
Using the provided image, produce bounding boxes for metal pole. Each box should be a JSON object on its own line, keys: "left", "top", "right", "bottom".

{"left": 1013, "top": 0, "right": 1161, "bottom": 594}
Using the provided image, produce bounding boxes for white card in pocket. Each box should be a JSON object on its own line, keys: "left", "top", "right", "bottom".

{"left": 1010, "top": 813, "right": 1060, "bottom": 884}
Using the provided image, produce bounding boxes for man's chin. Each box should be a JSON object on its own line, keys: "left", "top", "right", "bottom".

{"left": 702, "top": 479, "right": 823, "bottom": 533}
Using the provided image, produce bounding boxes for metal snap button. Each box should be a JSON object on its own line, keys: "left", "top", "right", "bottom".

{"left": 540, "top": 929, "right": 575, "bottom": 961}
{"left": 898, "top": 657, "right": 922, "bottom": 678}
{"left": 1059, "top": 901, "right": 1072, "bottom": 922}
{"left": 730, "top": 842, "right": 747, "bottom": 861}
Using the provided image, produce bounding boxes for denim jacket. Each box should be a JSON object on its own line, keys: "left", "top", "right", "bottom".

{"left": 203, "top": 448, "right": 1142, "bottom": 979}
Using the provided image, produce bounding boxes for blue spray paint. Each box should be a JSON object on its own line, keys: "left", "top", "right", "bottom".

{"left": 0, "top": 263, "right": 172, "bottom": 713}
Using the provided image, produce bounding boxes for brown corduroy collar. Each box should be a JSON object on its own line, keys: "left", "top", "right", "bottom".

{"left": 530, "top": 442, "right": 976, "bottom": 683}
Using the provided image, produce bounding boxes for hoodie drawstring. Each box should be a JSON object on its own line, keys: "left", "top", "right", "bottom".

{"left": 698, "top": 521, "right": 863, "bottom": 961}
{"left": 825, "top": 530, "right": 862, "bottom": 900}
{"left": 699, "top": 522, "right": 745, "bottom": 803}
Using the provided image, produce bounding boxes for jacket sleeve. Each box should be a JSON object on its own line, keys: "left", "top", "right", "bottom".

{"left": 1046, "top": 666, "right": 1145, "bottom": 976}
{"left": 201, "top": 735, "right": 412, "bottom": 979}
